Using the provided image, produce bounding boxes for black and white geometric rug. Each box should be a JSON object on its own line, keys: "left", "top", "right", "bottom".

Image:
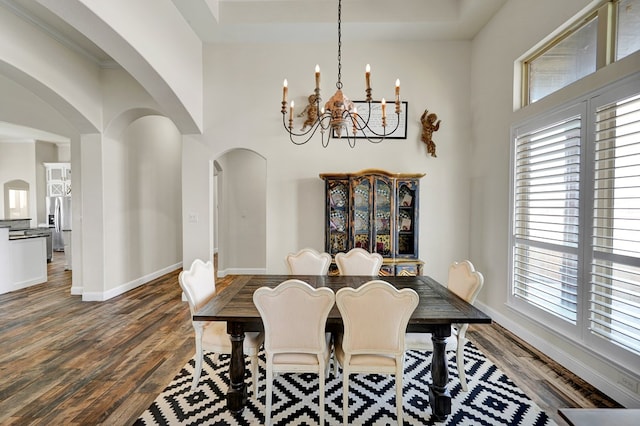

{"left": 136, "top": 342, "right": 556, "bottom": 425}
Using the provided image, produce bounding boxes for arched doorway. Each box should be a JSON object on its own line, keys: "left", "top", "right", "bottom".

{"left": 213, "top": 149, "right": 266, "bottom": 276}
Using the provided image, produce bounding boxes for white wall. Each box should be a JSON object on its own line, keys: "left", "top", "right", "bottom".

{"left": 470, "top": 0, "right": 640, "bottom": 407}
{"left": 101, "top": 69, "right": 166, "bottom": 129}
{"left": 0, "top": 5, "right": 102, "bottom": 133}
{"left": 39, "top": 0, "right": 203, "bottom": 134}
{"left": 77, "top": 133, "right": 104, "bottom": 297}
{"left": 188, "top": 39, "right": 475, "bottom": 281}
{"left": 0, "top": 142, "right": 37, "bottom": 225}
{"left": 34, "top": 142, "right": 60, "bottom": 224}
{"left": 0, "top": 6, "right": 187, "bottom": 300}
{"left": 0, "top": 73, "right": 79, "bottom": 144}
{"left": 101, "top": 115, "right": 182, "bottom": 297}
{"left": 215, "top": 149, "right": 266, "bottom": 275}
{"left": 182, "top": 135, "right": 212, "bottom": 270}
{"left": 0, "top": 57, "right": 85, "bottom": 296}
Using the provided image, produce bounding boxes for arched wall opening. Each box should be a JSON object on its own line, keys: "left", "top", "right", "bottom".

{"left": 3, "top": 179, "right": 29, "bottom": 219}
{"left": 100, "top": 111, "right": 183, "bottom": 292}
{"left": 213, "top": 149, "right": 267, "bottom": 276}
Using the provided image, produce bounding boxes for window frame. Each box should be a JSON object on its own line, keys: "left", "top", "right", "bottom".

{"left": 509, "top": 101, "right": 588, "bottom": 339}
{"left": 583, "top": 77, "right": 640, "bottom": 367}
{"left": 509, "top": 72, "right": 640, "bottom": 374}
{"left": 521, "top": 1, "right": 621, "bottom": 107}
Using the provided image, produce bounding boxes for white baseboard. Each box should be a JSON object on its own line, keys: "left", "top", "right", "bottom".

{"left": 476, "top": 301, "right": 640, "bottom": 408}
{"left": 81, "top": 262, "right": 183, "bottom": 301}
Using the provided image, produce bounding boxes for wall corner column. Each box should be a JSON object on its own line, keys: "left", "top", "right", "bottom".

{"left": 78, "top": 133, "right": 105, "bottom": 299}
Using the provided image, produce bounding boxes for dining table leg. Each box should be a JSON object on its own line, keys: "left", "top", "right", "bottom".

{"left": 429, "top": 324, "right": 452, "bottom": 421}
{"left": 227, "top": 321, "right": 247, "bottom": 414}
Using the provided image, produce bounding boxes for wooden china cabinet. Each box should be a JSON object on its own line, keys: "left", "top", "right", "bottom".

{"left": 320, "top": 169, "right": 425, "bottom": 276}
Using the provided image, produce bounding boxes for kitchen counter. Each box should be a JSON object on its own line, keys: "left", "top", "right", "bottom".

{"left": 8, "top": 229, "right": 50, "bottom": 240}
{"left": 8, "top": 234, "right": 45, "bottom": 240}
{"left": 0, "top": 218, "right": 32, "bottom": 229}
{"left": 4, "top": 227, "right": 53, "bottom": 262}
{"left": 0, "top": 227, "right": 48, "bottom": 295}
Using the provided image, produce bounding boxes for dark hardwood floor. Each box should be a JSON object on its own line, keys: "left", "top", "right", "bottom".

{"left": 0, "top": 253, "right": 620, "bottom": 425}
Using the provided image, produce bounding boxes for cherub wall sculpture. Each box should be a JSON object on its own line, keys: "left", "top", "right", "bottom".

{"left": 420, "top": 109, "right": 441, "bottom": 157}
{"left": 297, "top": 94, "right": 319, "bottom": 131}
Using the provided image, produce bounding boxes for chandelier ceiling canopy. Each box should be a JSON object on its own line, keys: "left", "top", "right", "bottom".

{"left": 280, "top": 0, "right": 402, "bottom": 148}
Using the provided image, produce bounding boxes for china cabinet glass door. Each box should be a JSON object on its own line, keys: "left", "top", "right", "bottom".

{"left": 351, "top": 177, "right": 371, "bottom": 251}
{"left": 328, "top": 180, "right": 349, "bottom": 255}
{"left": 373, "top": 177, "right": 392, "bottom": 257}
{"left": 396, "top": 180, "right": 418, "bottom": 258}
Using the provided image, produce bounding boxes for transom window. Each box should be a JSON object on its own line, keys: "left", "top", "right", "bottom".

{"left": 617, "top": 0, "right": 640, "bottom": 60}
{"left": 523, "top": 0, "right": 640, "bottom": 105}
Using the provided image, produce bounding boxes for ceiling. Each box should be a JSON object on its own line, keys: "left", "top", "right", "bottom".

{"left": 171, "top": 0, "right": 508, "bottom": 43}
{"left": 0, "top": 0, "right": 507, "bottom": 142}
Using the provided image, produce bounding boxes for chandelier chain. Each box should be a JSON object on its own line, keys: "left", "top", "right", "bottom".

{"left": 336, "top": 0, "right": 342, "bottom": 90}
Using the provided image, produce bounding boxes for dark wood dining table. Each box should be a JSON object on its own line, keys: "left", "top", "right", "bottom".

{"left": 193, "top": 274, "right": 492, "bottom": 421}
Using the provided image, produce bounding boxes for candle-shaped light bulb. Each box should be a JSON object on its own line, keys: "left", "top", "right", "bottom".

{"left": 290, "top": 100, "right": 294, "bottom": 117}
{"left": 352, "top": 106, "right": 358, "bottom": 134}
{"left": 365, "top": 64, "right": 371, "bottom": 90}
{"left": 315, "top": 65, "right": 320, "bottom": 90}
{"left": 351, "top": 106, "right": 359, "bottom": 130}
{"left": 381, "top": 98, "right": 386, "bottom": 119}
{"left": 283, "top": 79, "right": 288, "bottom": 103}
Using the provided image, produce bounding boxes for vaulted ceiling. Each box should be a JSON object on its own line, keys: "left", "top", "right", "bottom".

{"left": 0, "top": 0, "right": 507, "bottom": 140}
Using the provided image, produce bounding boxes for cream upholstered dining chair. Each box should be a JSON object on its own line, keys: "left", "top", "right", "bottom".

{"left": 286, "top": 248, "right": 336, "bottom": 372}
{"left": 335, "top": 247, "right": 383, "bottom": 275}
{"left": 285, "top": 248, "right": 332, "bottom": 275}
{"left": 179, "top": 259, "right": 264, "bottom": 394}
{"left": 253, "top": 279, "right": 335, "bottom": 426}
{"left": 405, "top": 260, "right": 484, "bottom": 391}
{"left": 334, "top": 280, "right": 419, "bottom": 426}
{"left": 333, "top": 248, "right": 384, "bottom": 375}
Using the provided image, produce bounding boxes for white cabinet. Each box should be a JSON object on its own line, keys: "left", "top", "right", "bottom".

{"left": 44, "top": 162, "right": 71, "bottom": 196}
{"left": 0, "top": 228, "right": 48, "bottom": 294}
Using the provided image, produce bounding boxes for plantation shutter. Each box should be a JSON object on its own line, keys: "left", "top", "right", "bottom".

{"left": 590, "top": 93, "right": 640, "bottom": 355}
{"left": 513, "top": 115, "right": 581, "bottom": 323}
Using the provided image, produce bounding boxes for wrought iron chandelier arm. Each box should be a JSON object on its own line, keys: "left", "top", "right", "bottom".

{"left": 317, "top": 111, "right": 333, "bottom": 132}
{"left": 351, "top": 101, "right": 376, "bottom": 130}
{"left": 350, "top": 103, "right": 402, "bottom": 139}
{"left": 282, "top": 112, "right": 321, "bottom": 145}
{"left": 334, "top": 108, "right": 383, "bottom": 144}
{"left": 354, "top": 113, "right": 402, "bottom": 138}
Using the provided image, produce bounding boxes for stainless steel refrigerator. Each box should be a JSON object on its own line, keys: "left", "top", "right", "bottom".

{"left": 46, "top": 196, "right": 72, "bottom": 251}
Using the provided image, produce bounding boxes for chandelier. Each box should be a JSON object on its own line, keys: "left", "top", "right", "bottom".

{"left": 280, "top": 0, "right": 401, "bottom": 148}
